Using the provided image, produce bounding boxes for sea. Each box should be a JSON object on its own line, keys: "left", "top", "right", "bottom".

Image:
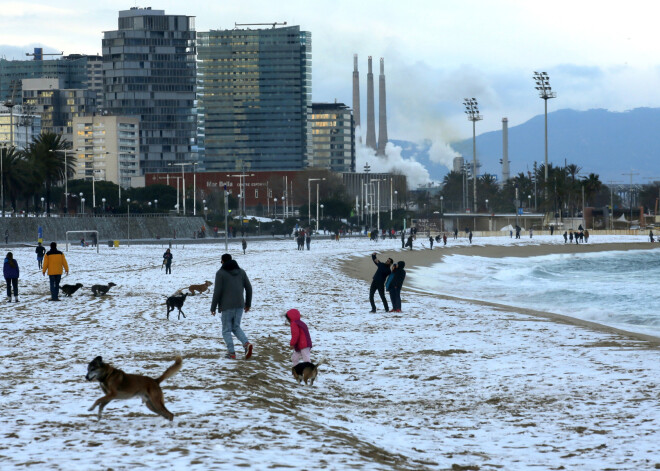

{"left": 411, "top": 248, "right": 660, "bottom": 337}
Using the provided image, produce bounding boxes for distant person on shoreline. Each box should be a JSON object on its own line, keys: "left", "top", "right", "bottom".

{"left": 242, "top": 238, "right": 247, "bottom": 254}
{"left": 569, "top": 231, "right": 574, "bottom": 243}
{"left": 563, "top": 231, "right": 568, "bottom": 243}
{"left": 443, "top": 233, "right": 447, "bottom": 246}
{"left": 405, "top": 235, "right": 413, "bottom": 250}
{"left": 453, "top": 228, "right": 458, "bottom": 240}
{"left": 369, "top": 253, "right": 392, "bottom": 313}
{"left": 650, "top": 230, "right": 655, "bottom": 243}
{"left": 584, "top": 230, "right": 590, "bottom": 243}
{"left": 529, "top": 228, "right": 533, "bottom": 239}
{"left": 35, "top": 242, "right": 46, "bottom": 269}
{"left": 469, "top": 231, "right": 473, "bottom": 244}
{"left": 428, "top": 236, "right": 434, "bottom": 249}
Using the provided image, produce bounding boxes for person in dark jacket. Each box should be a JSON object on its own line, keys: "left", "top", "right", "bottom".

{"left": 651, "top": 230, "right": 655, "bottom": 243}
{"left": 429, "top": 236, "right": 434, "bottom": 249}
{"left": 211, "top": 253, "right": 253, "bottom": 359}
{"left": 369, "top": 253, "right": 392, "bottom": 313}
{"left": 163, "top": 249, "right": 173, "bottom": 274}
{"left": 401, "top": 231, "right": 405, "bottom": 249}
{"left": 242, "top": 238, "right": 247, "bottom": 254}
{"left": 387, "top": 261, "right": 406, "bottom": 313}
{"left": 4, "top": 252, "right": 19, "bottom": 302}
{"left": 35, "top": 242, "right": 46, "bottom": 269}
{"left": 285, "top": 308, "right": 313, "bottom": 366}
{"left": 405, "top": 235, "right": 413, "bottom": 250}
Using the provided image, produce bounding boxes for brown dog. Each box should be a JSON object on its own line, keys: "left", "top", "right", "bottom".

{"left": 292, "top": 361, "right": 322, "bottom": 386}
{"left": 188, "top": 280, "right": 212, "bottom": 295}
{"left": 85, "top": 355, "right": 182, "bottom": 420}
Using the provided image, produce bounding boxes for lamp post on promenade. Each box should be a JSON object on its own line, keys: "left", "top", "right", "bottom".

{"left": 533, "top": 71, "right": 556, "bottom": 199}
{"left": 308, "top": 178, "right": 324, "bottom": 226}
{"left": 463, "top": 98, "right": 482, "bottom": 214}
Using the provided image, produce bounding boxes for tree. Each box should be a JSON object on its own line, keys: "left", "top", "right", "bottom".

{"left": 441, "top": 171, "right": 465, "bottom": 212}
{"left": 581, "top": 173, "right": 602, "bottom": 207}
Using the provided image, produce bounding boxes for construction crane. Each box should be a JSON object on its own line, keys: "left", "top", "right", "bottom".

{"left": 25, "top": 48, "right": 63, "bottom": 60}
{"left": 234, "top": 22, "right": 287, "bottom": 29}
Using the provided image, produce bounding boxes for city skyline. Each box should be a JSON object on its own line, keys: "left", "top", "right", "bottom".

{"left": 2, "top": 1, "right": 660, "bottom": 175}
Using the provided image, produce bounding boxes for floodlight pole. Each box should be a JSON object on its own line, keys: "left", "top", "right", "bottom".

{"left": 463, "top": 98, "right": 482, "bottom": 213}
{"left": 533, "top": 71, "right": 556, "bottom": 200}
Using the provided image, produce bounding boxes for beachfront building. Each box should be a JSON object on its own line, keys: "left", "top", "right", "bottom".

{"left": 197, "top": 25, "right": 312, "bottom": 172}
{"left": 309, "top": 102, "right": 355, "bottom": 173}
{"left": 102, "top": 7, "right": 197, "bottom": 175}
{"left": 72, "top": 115, "right": 140, "bottom": 189}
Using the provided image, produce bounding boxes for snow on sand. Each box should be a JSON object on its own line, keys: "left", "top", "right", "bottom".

{"left": 1, "top": 235, "right": 659, "bottom": 470}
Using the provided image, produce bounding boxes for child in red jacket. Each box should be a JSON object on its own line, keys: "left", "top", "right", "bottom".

{"left": 285, "top": 308, "right": 313, "bottom": 366}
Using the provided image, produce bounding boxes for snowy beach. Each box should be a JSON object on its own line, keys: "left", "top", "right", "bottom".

{"left": 1, "top": 234, "right": 659, "bottom": 470}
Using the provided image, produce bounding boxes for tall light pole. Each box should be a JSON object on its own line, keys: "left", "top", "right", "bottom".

{"left": 79, "top": 192, "right": 84, "bottom": 214}
{"left": 534, "top": 71, "right": 556, "bottom": 199}
{"left": 389, "top": 177, "right": 393, "bottom": 221}
{"left": 50, "top": 148, "right": 77, "bottom": 214}
{"left": 101, "top": 198, "right": 106, "bottom": 215}
{"left": 463, "top": 98, "right": 482, "bottom": 213}
{"left": 274, "top": 197, "right": 278, "bottom": 219}
{"left": 440, "top": 195, "right": 444, "bottom": 232}
{"left": 0, "top": 145, "right": 6, "bottom": 217}
{"left": 126, "top": 198, "right": 131, "bottom": 246}
{"left": 316, "top": 183, "right": 320, "bottom": 233}
{"left": 308, "top": 178, "right": 324, "bottom": 226}
{"left": 170, "top": 162, "right": 194, "bottom": 215}
{"left": 371, "top": 178, "right": 382, "bottom": 234}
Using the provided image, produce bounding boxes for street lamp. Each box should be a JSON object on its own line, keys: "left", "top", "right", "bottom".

{"left": 79, "top": 192, "right": 83, "bottom": 214}
{"left": 463, "top": 98, "right": 482, "bottom": 213}
{"left": 371, "top": 178, "right": 382, "bottom": 234}
{"left": 274, "top": 197, "right": 278, "bottom": 218}
{"left": 81, "top": 198, "right": 85, "bottom": 215}
{"left": 101, "top": 197, "right": 106, "bottom": 215}
{"left": 440, "top": 195, "right": 444, "bottom": 231}
{"left": 320, "top": 203, "right": 324, "bottom": 222}
{"left": 308, "top": 178, "right": 325, "bottom": 225}
{"left": 49, "top": 148, "right": 78, "bottom": 215}
{"left": 154, "top": 199, "right": 158, "bottom": 210}
{"left": 528, "top": 194, "right": 532, "bottom": 210}
{"left": 40, "top": 197, "right": 45, "bottom": 214}
{"left": 126, "top": 198, "right": 131, "bottom": 246}
{"left": 170, "top": 162, "right": 196, "bottom": 215}
{"left": 533, "top": 71, "right": 556, "bottom": 198}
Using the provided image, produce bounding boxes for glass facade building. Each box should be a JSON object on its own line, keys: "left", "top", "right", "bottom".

{"left": 103, "top": 7, "right": 197, "bottom": 174}
{"left": 197, "top": 25, "right": 312, "bottom": 172}
{"left": 310, "top": 102, "right": 355, "bottom": 172}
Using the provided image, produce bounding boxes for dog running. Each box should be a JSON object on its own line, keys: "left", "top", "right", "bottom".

{"left": 85, "top": 355, "right": 182, "bottom": 421}
{"left": 292, "top": 361, "right": 322, "bottom": 386}
{"left": 91, "top": 282, "right": 116, "bottom": 296}
{"left": 61, "top": 283, "right": 83, "bottom": 297}
{"left": 187, "top": 280, "right": 212, "bottom": 296}
{"left": 166, "top": 293, "right": 188, "bottom": 320}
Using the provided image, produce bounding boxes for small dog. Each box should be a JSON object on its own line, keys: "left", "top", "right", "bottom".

{"left": 61, "top": 283, "right": 83, "bottom": 297}
{"left": 166, "top": 293, "right": 188, "bottom": 320}
{"left": 85, "top": 355, "right": 182, "bottom": 421}
{"left": 188, "top": 280, "right": 212, "bottom": 296}
{"left": 292, "top": 361, "right": 323, "bottom": 386}
{"left": 91, "top": 282, "right": 116, "bottom": 296}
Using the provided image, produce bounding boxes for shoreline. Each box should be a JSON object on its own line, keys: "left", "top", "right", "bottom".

{"left": 340, "top": 241, "right": 660, "bottom": 346}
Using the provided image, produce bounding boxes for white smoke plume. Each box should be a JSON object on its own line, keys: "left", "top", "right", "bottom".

{"left": 354, "top": 125, "right": 431, "bottom": 188}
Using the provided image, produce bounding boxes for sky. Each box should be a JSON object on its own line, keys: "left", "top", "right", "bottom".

{"left": 2, "top": 0, "right": 660, "bottom": 174}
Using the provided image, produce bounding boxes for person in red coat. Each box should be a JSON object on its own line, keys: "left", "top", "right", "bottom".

{"left": 285, "top": 308, "right": 313, "bottom": 366}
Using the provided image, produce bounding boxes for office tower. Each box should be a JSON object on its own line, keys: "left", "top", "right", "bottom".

{"left": 102, "top": 7, "right": 196, "bottom": 174}
{"left": 197, "top": 25, "right": 312, "bottom": 171}
{"left": 309, "top": 102, "right": 355, "bottom": 172}
{"left": 72, "top": 115, "right": 140, "bottom": 188}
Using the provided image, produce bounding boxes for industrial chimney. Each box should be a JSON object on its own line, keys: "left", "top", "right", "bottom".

{"left": 352, "top": 54, "right": 361, "bottom": 130}
{"left": 365, "top": 56, "right": 377, "bottom": 150}
{"left": 376, "top": 58, "right": 388, "bottom": 156}
{"left": 502, "top": 117, "right": 510, "bottom": 183}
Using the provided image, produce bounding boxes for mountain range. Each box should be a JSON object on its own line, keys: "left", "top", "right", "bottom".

{"left": 395, "top": 107, "right": 660, "bottom": 185}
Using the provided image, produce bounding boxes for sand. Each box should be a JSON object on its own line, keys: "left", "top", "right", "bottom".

{"left": 341, "top": 241, "right": 660, "bottom": 345}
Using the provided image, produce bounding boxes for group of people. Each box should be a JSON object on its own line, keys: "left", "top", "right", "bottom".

{"left": 369, "top": 253, "right": 406, "bottom": 313}
{"left": 563, "top": 229, "right": 590, "bottom": 244}
{"left": 294, "top": 230, "right": 311, "bottom": 250}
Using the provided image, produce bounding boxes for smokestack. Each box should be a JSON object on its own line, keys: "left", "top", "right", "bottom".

{"left": 352, "top": 54, "right": 360, "bottom": 130}
{"left": 365, "top": 56, "right": 377, "bottom": 150}
{"left": 376, "top": 57, "right": 388, "bottom": 156}
{"left": 502, "top": 117, "right": 510, "bottom": 183}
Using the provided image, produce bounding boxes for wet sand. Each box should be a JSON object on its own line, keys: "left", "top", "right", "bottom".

{"left": 341, "top": 241, "right": 660, "bottom": 345}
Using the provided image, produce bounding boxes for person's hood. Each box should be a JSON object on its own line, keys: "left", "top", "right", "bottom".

{"left": 285, "top": 308, "right": 301, "bottom": 322}
{"left": 397, "top": 261, "right": 406, "bottom": 269}
{"left": 3, "top": 257, "right": 9, "bottom": 264}
{"left": 221, "top": 259, "right": 241, "bottom": 273}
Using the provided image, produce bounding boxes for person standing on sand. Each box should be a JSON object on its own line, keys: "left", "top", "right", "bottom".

{"left": 4, "top": 252, "right": 19, "bottom": 302}
{"left": 454, "top": 228, "right": 458, "bottom": 240}
{"left": 584, "top": 230, "right": 590, "bottom": 243}
{"left": 569, "top": 231, "right": 574, "bottom": 243}
{"left": 650, "top": 230, "right": 655, "bottom": 243}
{"left": 443, "top": 233, "right": 447, "bottom": 246}
{"left": 429, "top": 236, "right": 434, "bottom": 249}
{"left": 405, "top": 235, "right": 413, "bottom": 250}
{"left": 211, "top": 253, "right": 253, "bottom": 360}
{"left": 42, "top": 242, "right": 68, "bottom": 301}
{"left": 469, "top": 231, "right": 473, "bottom": 244}
{"left": 563, "top": 231, "right": 568, "bottom": 243}
{"left": 387, "top": 261, "right": 406, "bottom": 313}
{"left": 163, "top": 248, "right": 173, "bottom": 274}
{"left": 242, "top": 238, "right": 247, "bottom": 254}
{"left": 369, "top": 253, "right": 392, "bottom": 313}
{"left": 35, "top": 242, "right": 46, "bottom": 269}
{"left": 529, "top": 228, "right": 533, "bottom": 239}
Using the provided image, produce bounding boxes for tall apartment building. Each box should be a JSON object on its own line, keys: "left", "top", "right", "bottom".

{"left": 21, "top": 78, "right": 96, "bottom": 142}
{"left": 197, "top": 25, "right": 312, "bottom": 172}
{"left": 102, "top": 7, "right": 197, "bottom": 174}
{"left": 0, "top": 112, "right": 41, "bottom": 149}
{"left": 309, "top": 102, "right": 355, "bottom": 173}
{"left": 72, "top": 115, "right": 140, "bottom": 189}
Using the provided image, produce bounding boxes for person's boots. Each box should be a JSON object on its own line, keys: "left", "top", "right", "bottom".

{"left": 14, "top": 296, "right": 19, "bottom": 302}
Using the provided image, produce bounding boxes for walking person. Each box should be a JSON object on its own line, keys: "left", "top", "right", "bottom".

{"left": 163, "top": 248, "right": 173, "bottom": 274}
{"left": 4, "top": 230, "right": 8, "bottom": 244}
{"left": 35, "top": 242, "right": 46, "bottom": 269}
{"left": 42, "top": 242, "right": 68, "bottom": 301}
{"left": 369, "top": 253, "right": 392, "bottom": 313}
{"left": 453, "top": 228, "right": 458, "bottom": 240}
{"left": 563, "top": 231, "right": 568, "bottom": 243}
{"left": 429, "top": 236, "right": 434, "bottom": 249}
{"left": 386, "top": 261, "right": 406, "bottom": 313}
{"left": 306, "top": 232, "right": 311, "bottom": 250}
{"left": 584, "top": 229, "right": 590, "bottom": 243}
{"left": 650, "top": 230, "right": 655, "bottom": 243}
{"left": 469, "top": 230, "right": 473, "bottom": 244}
{"left": 4, "top": 252, "right": 19, "bottom": 302}
{"left": 211, "top": 253, "right": 253, "bottom": 360}
{"left": 405, "top": 235, "right": 414, "bottom": 250}
{"left": 443, "top": 233, "right": 447, "bottom": 246}
{"left": 401, "top": 230, "right": 405, "bottom": 249}
{"left": 285, "top": 309, "right": 313, "bottom": 366}
{"left": 529, "top": 228, "right": 533, "bottom": 239}
{"left": 242, "top": 238, "right": 247, "bottom": 254}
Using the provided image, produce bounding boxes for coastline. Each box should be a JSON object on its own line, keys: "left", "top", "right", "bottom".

{"left": 340, "top": 241, "right": 660, "bottom": 346}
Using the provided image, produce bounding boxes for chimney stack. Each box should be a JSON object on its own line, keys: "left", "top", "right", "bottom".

{"left": 365, "top": 56, "right": 377, "bottom": 150}
{"left": 376, "top": 58, "right": 388, "bottom": 156}
{"left": 352, "top": 54, "right": 360, "bottom": 130}
{"left": 502, "top": 117, "right": 510, "bottom": 183}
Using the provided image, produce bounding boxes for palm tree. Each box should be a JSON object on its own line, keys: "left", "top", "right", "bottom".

{"left": 24, "top": 132, "right": 72, "bottom": 215}
{"left": 581, "top": 173, "right": 602, "bottom": 206}
{"left": 2, "top": 147, "right": 32, "bottom": 214}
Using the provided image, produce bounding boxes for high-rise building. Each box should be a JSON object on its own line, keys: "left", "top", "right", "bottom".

{"left": 197, "top": 25, "right": 312, "bottom": 172}
{"left": 309, "top": 102, "right": 355, "bottom": 173}
{"left": 102, "top": 7, "right": 197, "bottom": 174}
{"left": 0, "top": 112, "right": 41, "bottom": 149}
{"left": 72, "top": 115, "right": 140, "bottom": 189}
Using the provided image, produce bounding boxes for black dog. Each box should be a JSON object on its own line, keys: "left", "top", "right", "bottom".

{"left": 61, "top": 283, "right": 83, "bottom": 297}
{"left": 166, "top": 293, "right": 188, "bottom": 320}
{"left": 91, "top": 282, "right": 116, "bottom": 296}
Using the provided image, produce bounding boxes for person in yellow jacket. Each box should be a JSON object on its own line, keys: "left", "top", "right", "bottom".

{"left": 42, "top": 242, "right": 69, "bottom": 301}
